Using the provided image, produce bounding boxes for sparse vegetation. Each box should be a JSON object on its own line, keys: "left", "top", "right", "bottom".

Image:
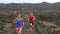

{"left": 0, "top": 2, "right": 60, "bottom": 34}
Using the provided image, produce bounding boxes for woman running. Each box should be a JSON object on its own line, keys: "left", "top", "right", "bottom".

{"left": 28, "top": 12, "right": 36, "bottom": 32}
{"left": 13, "top": 13, "right": 24, "bottom": 34}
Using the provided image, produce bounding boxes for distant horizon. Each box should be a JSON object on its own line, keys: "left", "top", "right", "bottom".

{"left": 0, "top": 1, "right": 60, "bottom": 4}
{"left": 0, "top": 0, "right": 60, "bottom": 4}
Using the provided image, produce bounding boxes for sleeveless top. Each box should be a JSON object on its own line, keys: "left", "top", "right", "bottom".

{"left": 29, "top": 15, "right": 34, "bottom": 23}
{"left": 16, "top": 18, "right": 23, "bottom": 28}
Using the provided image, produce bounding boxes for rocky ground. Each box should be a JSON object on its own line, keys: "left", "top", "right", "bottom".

{"left": 35, "top": 20, "right": 60, "bottom": 34}
{"left": 0, "top": 20, "right": 60, "bottom": 34}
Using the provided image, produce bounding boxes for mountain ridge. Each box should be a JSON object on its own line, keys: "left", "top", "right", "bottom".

{"left": 0, "top": 2, "right": 60, "bottom": 11}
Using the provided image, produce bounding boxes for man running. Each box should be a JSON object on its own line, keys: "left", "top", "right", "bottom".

{"left": 28, "top": 12, "right": 36, "bottom": 32}
{"left": 13, "top": 13, "right": 24, "bottom": 34}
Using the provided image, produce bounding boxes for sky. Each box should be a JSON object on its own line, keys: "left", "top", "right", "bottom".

{"left": 0, "top": 0, "right": 60, "bottom": 3}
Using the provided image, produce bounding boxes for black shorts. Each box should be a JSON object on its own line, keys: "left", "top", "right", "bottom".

{"left": 30, "top": 22, "right": 34, "bottom": 25}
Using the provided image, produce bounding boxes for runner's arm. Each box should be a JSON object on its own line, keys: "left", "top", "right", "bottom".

{"left": 28, "top": 18, "right": 29, "bottom": 22}
{"left": 33, "top": 16, "right": 36, "bottom": 21}
{"left": 22, "top": 18, "right": 24, "bottom": 25}
{"left": 13, "top": 18, "right": 17, "bottom": 24}
{"left": 28, "top": 16, "right": 29, "bottom": 22}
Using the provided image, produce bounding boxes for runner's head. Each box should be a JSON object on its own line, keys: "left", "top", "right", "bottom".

{"left": 30, "top": 12, "right": 33, "bottom": 15}
{"left": 17, "top": 13, "right": 21, "bottom": 18}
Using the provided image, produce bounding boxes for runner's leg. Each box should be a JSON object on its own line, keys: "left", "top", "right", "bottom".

{"left": 19, "top": 28, "right": 22, "bottom": 34}
{"left": 16, "top": 28, "right": 22, "bottom": 34}
{"left": 30, "top": 23, "right": 34, "bottom": 29}
{"left": 16, "top": 28, "right": 20, "bottom": 34}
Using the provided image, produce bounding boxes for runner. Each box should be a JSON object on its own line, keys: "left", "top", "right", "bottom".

{"left": 28, "top": 12, "right": 36, "bottom": 32}
{"left": 13, "top": 13, "right": 24, "bottom": 34}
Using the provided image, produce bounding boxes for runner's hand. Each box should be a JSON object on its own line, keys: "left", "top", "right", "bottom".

{"left": 23, "top": 22, "right": 24, "bottom": 26}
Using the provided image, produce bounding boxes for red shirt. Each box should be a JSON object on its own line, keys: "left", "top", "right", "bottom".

{"left": 29, "top": 15, "right": 34, "bottom": 23}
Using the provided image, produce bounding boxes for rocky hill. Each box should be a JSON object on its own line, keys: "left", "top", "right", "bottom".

{"left": 0, "top": 2, "right": 60, "bottom": 11}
